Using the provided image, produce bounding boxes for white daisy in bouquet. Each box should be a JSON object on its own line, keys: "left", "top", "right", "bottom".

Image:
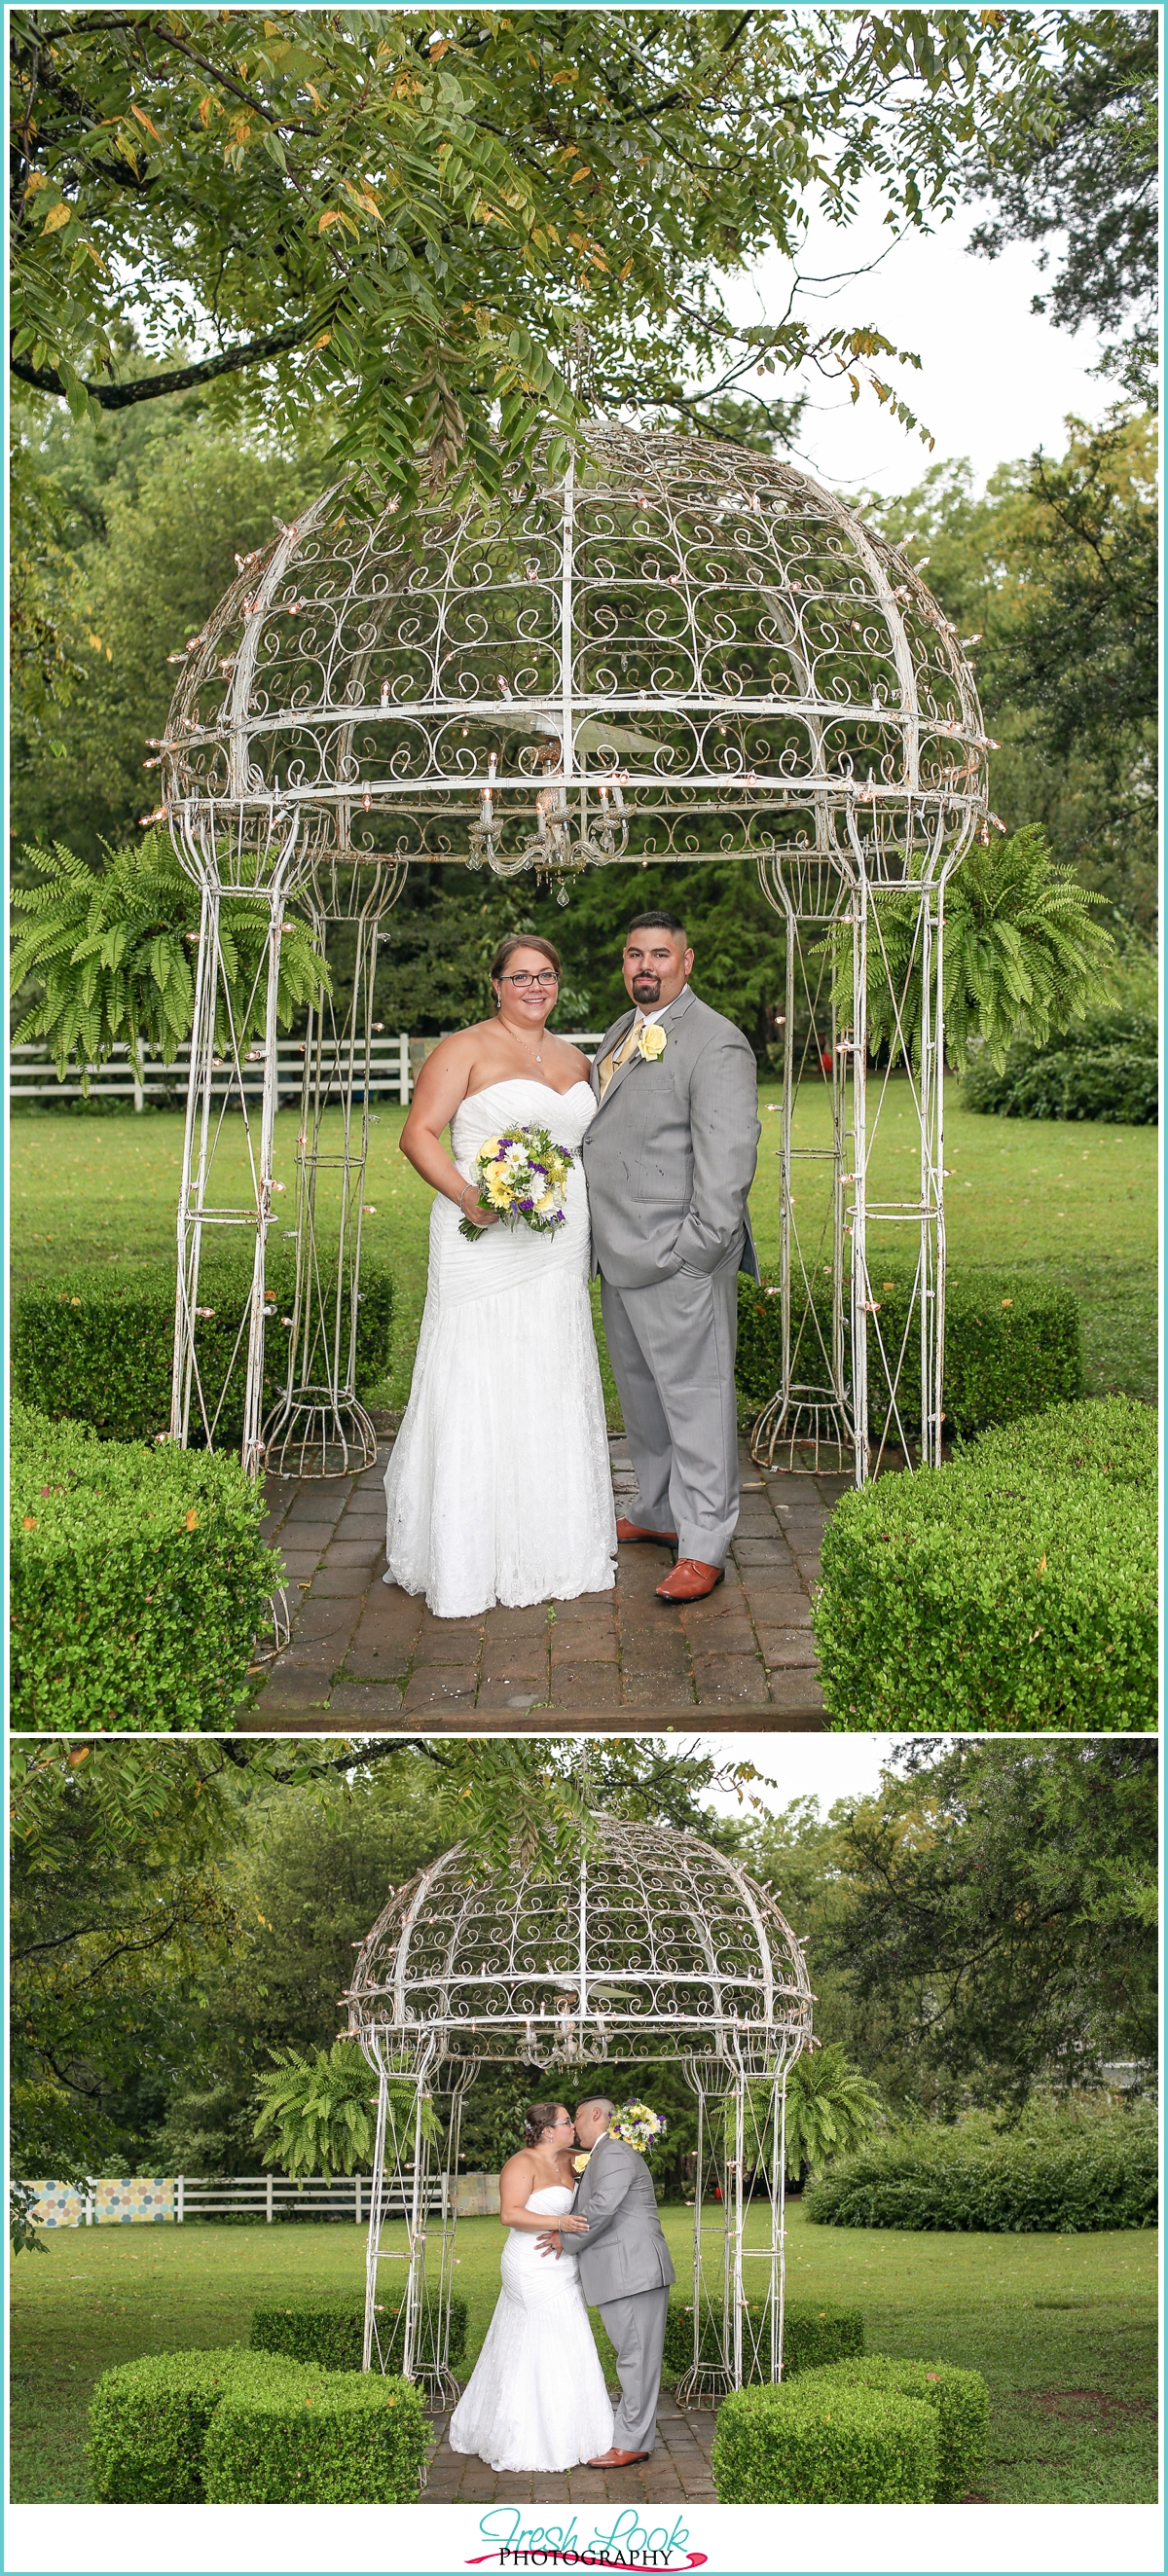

{"left": 459, "top": 1122, "right": 575, "bottom": 1242}
{"left": 608, "top": 2101, "right": 668, "bottom": 2154}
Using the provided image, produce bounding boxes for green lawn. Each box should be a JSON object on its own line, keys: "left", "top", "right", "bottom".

{"left": 10, "top": 2207, "right": 1156, "bottom": 2504}
{"left": 11, "top": 1079, "right": 1157, "bottom": 1416}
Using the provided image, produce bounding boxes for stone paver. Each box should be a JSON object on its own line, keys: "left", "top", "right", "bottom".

{"left": 421, "top": 2390, "right": 718, "bottom": 2505}
{"left": 242, "top": 1428, "right": 843, "bottom": 1727}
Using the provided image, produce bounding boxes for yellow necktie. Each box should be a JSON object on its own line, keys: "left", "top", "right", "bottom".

{"left": 599, "top": 1016, "right": 641, "bottom": 1102}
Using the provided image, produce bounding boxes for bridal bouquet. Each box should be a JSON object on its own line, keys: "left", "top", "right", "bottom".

{"left": 458, "top": 1123, "right": 574, "bottom": 1242}
{"left": 608, "top": 2102, "right": 668, "bottom": 2154}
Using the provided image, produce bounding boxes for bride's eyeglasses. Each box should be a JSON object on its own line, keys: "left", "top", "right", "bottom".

{"left": 500, "top": 968, "right": 559, "bottom": 990}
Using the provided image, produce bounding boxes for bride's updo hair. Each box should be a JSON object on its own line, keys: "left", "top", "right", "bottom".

{"left": 491, "top": 932, "right": 562, "bottom": 992}
{"left": 523, "top": 2102, "right": 566, "bottom": 2148}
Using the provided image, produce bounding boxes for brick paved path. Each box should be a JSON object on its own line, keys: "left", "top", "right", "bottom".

{"left": 244, "top": 1429, "right": 842, "bottom": 1728}
{"left": 422, "top": 2390, "right": 718, "bottom": 2506}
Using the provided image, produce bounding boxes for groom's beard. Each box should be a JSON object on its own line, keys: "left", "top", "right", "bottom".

{"left": 631, "top": 976, "right": 661, "bottom": 1005}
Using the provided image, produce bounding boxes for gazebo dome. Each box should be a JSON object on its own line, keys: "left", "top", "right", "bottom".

{"left": 161, "top": 424, "right": 987, "bottom": 895}
{"left": 344, "top": 1814, "right": 813, "bottom": 2077}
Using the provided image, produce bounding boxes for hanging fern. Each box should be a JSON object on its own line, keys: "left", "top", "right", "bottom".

{"left": 743, "top": 2045, "right": 885, "bottom": 2182}
{"left": 825, "top": 825, "right": 1116, "bottom": 1072}
{"left": 10, "top": 832, "right": 327, "bottom": 1092}
{"left": 252, "top": 2041, "right": 437, "bottom": 2182}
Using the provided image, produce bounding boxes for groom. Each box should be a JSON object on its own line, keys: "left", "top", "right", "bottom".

{"left": 545, "top": 2096, "right": 675, "bottom": 2468}
{"left": 582, "top": 912, "right": 761, "bottom": 1602}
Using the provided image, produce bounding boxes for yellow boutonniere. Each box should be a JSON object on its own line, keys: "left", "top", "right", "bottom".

{"left": 638, "top": 1022, "right": 667, "bottom": 1062}
{"left": 571, "top": 2151, "right": 591, "bottom": 2175}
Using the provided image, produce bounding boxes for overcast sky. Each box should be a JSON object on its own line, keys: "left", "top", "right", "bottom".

{"left": 730, "top": 185, "right": 1112, "bottom": 498}
{"left": 677, "top": 1731, "right": 904, "bottom": 1820}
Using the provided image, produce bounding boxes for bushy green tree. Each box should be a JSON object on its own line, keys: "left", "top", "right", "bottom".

{"left": 857, "top": 414, "right": 1157, "bottom": 930}
{"left": 964, "top": 8, "right": 1157, "bottom": 407}
{"left": 11, "top": 10, "right": 1059, "bottom": 488}
{"left": 10, "top": 404, "right": 324, "bottom": 863}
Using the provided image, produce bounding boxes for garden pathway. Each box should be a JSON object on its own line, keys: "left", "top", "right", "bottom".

{"left": 243, "top": 1428, "right": 841, "bottom": 1729}
{"left": 421, "top": 2389, "right": 718, "bottom": 2506}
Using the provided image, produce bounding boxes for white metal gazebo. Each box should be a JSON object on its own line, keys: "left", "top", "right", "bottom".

{"left": 158, "top": 423, "right": 989, "bottom": 1481}
{"left": 343, "top": 1813, "right": 814, "bottom": 2403}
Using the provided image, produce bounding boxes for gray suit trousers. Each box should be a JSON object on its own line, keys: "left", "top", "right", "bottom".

{"left": 601, "top": 1245, "right": 741, "bottom": 1566}
{"left": 598, "top": 2283, "right": 670, "bottom": 2454}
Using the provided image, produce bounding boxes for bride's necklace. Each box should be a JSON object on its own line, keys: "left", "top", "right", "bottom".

{"left": 502, "top": 1016, "right": 545, "bottom": 1071}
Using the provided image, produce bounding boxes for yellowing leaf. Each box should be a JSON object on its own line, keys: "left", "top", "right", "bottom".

{"left": 24, "top": 171, "right": 49, "bottom": 196}
{"left": 185, "top": 1507, "right": 200, "bottom": 1532}
{"left": 318, "top": 209, "right": 346, "bottom": 231}
{"left": 311, "top": 330, "right": 332, "bottom": 348}
{"left": 130, "top": 103, "right": 164, "bottom": 143}
{"left": 1036, "top": 1553, "right": 1047, "bottom": 1575}
{"left": 42, "top": 201, "right": 72, "bottom": 234}
{"left": 22, "top": 1516, "right": 38, "bottom": 1531}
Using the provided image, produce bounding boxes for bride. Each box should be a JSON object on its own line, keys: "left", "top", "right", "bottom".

{"left": 383, "top": 934, "right": 616, "bottom": 1617}
{"left": 448, "top": 2103, "right": 614, "bottom": 2474}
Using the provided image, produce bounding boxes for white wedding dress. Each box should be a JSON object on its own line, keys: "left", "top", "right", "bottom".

{"left": 383, "top": 1078, "right": 616, "bottom": 1617}
{"left": 448, "top": 2186, "right": 615, "bottom": 2473}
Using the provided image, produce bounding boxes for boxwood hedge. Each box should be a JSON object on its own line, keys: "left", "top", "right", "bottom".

{"left": 13, "top": 1247, "right": 394, "bottom": 1445}
{"left": 801, "top": 2356, "right": 989, "bottom": 2500}
{"left": 814, "top": 1397, "right": 1155, "bottom": 1730}
{"left": 90, "top": 2345, "right": 426, "bottom": 2504}
{"left": 737, "top": 1267, "right": 1082, "bottom": 1440}
{"left": 712, "top": 2378, "right": 937, "bottom": 2504}
{"left": 202, "top": 2364, "right": 428, "bottom": 2503}
{"left": 662, "top": 2296, "right": 863, "bottom": 2385}
{"left": 90, "top": 2348, "right": 306, "bottom": 2502}
{"left": 11, "top": 1401, "right": 279, "bottom": 1731}
{"left": 804, "top": 2117, "right": 1158, "bottom": 2234}
{"left": 251, "top": 2291, "right": 467, "bottom": 2375}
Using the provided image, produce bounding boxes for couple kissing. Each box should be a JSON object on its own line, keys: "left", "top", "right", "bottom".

{"left": 449, "top": 2095, "right": 675, "bottom": 2476}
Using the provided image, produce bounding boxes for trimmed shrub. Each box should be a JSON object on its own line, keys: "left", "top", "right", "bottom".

{"left": 90, "top": 2347, "right": 307, "bottom": 2502}
{"left": 712, "top": 2378, "right": 936, "bottom": 2504}
{"left": 737, "top": 1268, "right": 1082, "bottom": 1440}
{"left": 964, "top": 1009, "right": 1157, "bottom": 1126}
{"left": 662, "top": 2297, "right": 863, "bottom": 2385}
{"left": 12, "top": 1248, "right": 394, "bottom": 1445}
{"left": 11, "top": 1402, "right": 279, "bottom": 1731}
{"left": 802, "top": 2356, "right": 989, "bottom": 2500}
{"left": 814, "top": 1397, "right": 1155, "bottom": 1730}
{"left": 804, "top": 2117, "right": 1158, "bottom": 2234}
{"left": 203, "top": 2367, "right": 428, "bottom": 2503}
{"left": 251, "top": 2291, "right": 467, "bottom": 2375}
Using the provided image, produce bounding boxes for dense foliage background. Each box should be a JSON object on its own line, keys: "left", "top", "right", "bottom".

{"left": 11, "top": 1736, "right": 1156, "bottom": 2193}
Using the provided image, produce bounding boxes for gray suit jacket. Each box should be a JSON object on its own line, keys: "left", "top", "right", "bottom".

{"left": 581, "top": 985, "right": 761, "bottom": 1291}
{"left": 572, "top": 2133, "right": 675, "bottom": 2306}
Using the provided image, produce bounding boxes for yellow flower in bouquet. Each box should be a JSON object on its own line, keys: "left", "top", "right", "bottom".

{"left": 459, "top": 1121, "right": 576, "bottom": 1241}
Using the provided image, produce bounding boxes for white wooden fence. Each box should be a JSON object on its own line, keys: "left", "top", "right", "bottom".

{"left": 29, "top": 2172, "right": 448, "bottom": 2227}
{"left": 10, "top": 1034, "right": 603, "bottom": 1108}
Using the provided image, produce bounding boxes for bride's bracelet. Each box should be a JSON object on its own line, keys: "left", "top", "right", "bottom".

{"left": 458, "top": 1183, "right": 476, "bottom": 1217}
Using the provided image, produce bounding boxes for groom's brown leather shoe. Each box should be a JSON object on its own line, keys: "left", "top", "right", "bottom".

{"left": 655, "top": 1558, "right": 725, "bottom": 1602}
{"left": 615, "top": 1518, "right": 677, "bottom": 1546}
{"left": 586, "top": 2448, "right": 652, "bottom": 2468}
